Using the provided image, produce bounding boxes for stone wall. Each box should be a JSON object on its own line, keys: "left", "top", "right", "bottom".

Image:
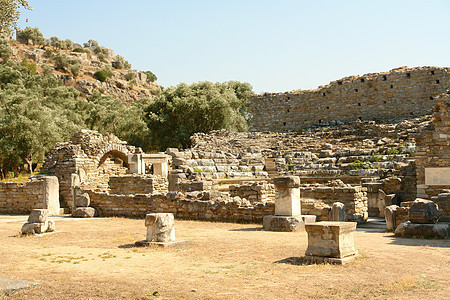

{"left": 40, "top": 130, "right": 140, "bottom": 210}
{"left": 229, "top": 181, "right": 275, "bottom": 204}
{"left": 0, "top": 176, "right": 60, "bottom": 215}
{"left": 250, "top": 66, "right": 450, "bottom": 132}
{"left": 82, "top": 189, "right": 275, "bottom": 223}
{"left": 109, "top": 175, "right": 168, "bottom": 195}
{"left": 300, "top": 183, "right": 368, "bottom": 223}
{"left": 415, "top": 92, "right": 450, "bottom": 198}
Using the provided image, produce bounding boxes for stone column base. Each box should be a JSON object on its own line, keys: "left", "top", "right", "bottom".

{"left": 263, "top": 215, "right": 316, "bottom": 232}
{"left": 134, "top": 240, "right": 189, "bottom": 248}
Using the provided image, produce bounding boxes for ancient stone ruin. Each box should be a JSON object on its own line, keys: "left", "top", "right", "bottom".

{"left": 263, "top": 176, "right": 315, "bottom": 231}
{"left": 21, "top": 209, "right": 55, "bottom": 235}
{"left": 135, "top": 213, "right": 187, "bottom": 247}
{"left": 0, "top": 67, "right": 447, "bottom": 241}
{"left": 302, "top": 221, "right": 358, "bottom": 265}
{"left": 251, "top": 66, "right": 449, "bottom": 131}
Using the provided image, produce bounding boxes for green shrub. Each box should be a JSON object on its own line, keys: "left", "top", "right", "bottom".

{"left": 42, "top": 64, "right": 54, "bottom": 76}
{"left": 124, "top": 70, "right": 136, "bottom": 81}
{"left": 97, "top": 52, "right": 107, "bottom": 62}
{"left": 17, "top": 27, "right": 48, "bottom": 46}
{"left": 63, "top": 39, "right": 73, "bottom": 50}
{"left": 53, "top": 53, "right": 70, "bottom": 71}
{"left": 73, "top": 48, "right": 90, "bottom": 54}
{"left": 20, "top": 59, "right": 37, "bottom": 75}
{"left": 44, "top": 49, "right": 53, "bottom": 58}
{"left": 83, "top": 39, "right": 99, "bottom": 48}
{"left": 49, "top": 36, "right": 59, "bottom": 47}
{"left": 112, "top": 55, "right": 131, "bottom": 69}
{"left": 70, "top": 63, "right": 82, "bottom": 77}
{"left": 93, "top": 67, "right": 113, "bottom": 82}
{"left": 0, "top": 38, "right": 12, "bottom": 62}
{"left": 143, "top": 70, "right": 157, "bottom": 82}
{"left": 94, "top": 70, "right": 107, "bottom": 82}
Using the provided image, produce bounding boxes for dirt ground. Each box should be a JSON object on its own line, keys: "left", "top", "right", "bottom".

{"left": 0, "top": 215, "right": 448, "bottom": 299}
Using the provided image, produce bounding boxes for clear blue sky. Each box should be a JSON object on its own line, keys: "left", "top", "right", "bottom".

{"left": 18, "top": 0, "right": 450, "bottom": 93}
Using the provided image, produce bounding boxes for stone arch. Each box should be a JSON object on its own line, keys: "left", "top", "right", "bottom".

{"left": 97, "top": 149, "right": 129, "bottom": 168}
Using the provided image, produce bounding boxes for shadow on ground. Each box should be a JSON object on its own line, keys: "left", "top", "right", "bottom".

{"left": 385, "top": 235, "right": 450, "bottom": 248}
{"left": 228, "top": 227, "right": 263, "bottom": 232}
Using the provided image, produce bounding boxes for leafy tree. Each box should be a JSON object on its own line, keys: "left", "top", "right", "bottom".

{"left": 16, "top": 27, "right": 48, "bottom": 45}
{"left": 53, "top": 53, "right": 68, "bottom": 70}
{"left": 0, "top": 61, "right": 85, "bottom": 176}
{"left": 144, "top": 81, "right": 253, "bottom": 150}
{"left": 112, "top": 55, "right": 131, "bottom": 69}
{"left": 0, "top": 38, "right": 12, "bottom": 61}
{"left": 143, "top": 70, "right": 157, "bottom": 83}
{"left": 83, "top": 39, "right": 98, "bottom": 48}
{"left": 0, "top": 0, "right": 31, "bottom": 37}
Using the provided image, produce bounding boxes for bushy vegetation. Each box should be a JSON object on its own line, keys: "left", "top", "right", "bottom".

{"left": 112, "top": 55, "right": 131, "bottom": 69}
{"left": 0, "top": 38, "right": 12, "bottom": 62}
{"left": 52, "top": 53, "right": 82, "bottom": 77}
{"left": 17, "top": 27, "right": 48, "bottom": 46}
{"left": 143, "top": 70, "right": 157, "bottom": 83}
{"left": 0, "top": 1, "right": 31, "bottom": 37}
{"left": 0, "top": 30, "right": 255, "bottom": 178}
{"left": 94, "top": 66, "right": 113, "bottom": 82}
{"left": 145, "top": 81, "right": 253, "bottom": 150}
{"left": 49, "top": 36, "right": 74, "bottom": 50}
{"left": 0, "top": 56, "right": 150, "bottom": 177}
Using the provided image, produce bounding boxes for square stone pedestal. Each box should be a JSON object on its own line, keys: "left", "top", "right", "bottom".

{"left": 303, "top": 222, "right": 358, "bottom": 264}
{"left": 134, "top": 213, "right": 187, "bottom": 247}
{"left": 263, "top": 215, "right": 316, "bottom": 232}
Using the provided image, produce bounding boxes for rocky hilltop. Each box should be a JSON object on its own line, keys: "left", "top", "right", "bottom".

{"left": 8, "top": 29, "right": 160, "bottom": 103}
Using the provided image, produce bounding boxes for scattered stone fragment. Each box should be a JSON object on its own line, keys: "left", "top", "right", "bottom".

{"left": 72, "top": 207, "right": 96, "bottom": 218}
{"left": 330, "top": 202, "right": 346, "bottom": 221}
{"left": 408, "top": 198, "right": 440, "bottom": 224}
{"left": 74, "top": 193, "right": 90, "bottom": 207}
{"left": 394, "top": 221, "right": 449, "bottom": 238}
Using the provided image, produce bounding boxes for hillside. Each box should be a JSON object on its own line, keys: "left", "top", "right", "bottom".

{"left": 9, "top": 28, "right": 161, "bottom": 103}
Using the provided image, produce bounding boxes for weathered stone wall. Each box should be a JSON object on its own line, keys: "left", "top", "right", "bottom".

{"left": 229, "top": 181, "right": 275, "bottom": 203}
{"left": 109, "top": 175, "right": 168, "bottom": 195}
{"left": 415, "top": 92, "right": 450, "bottom": 198}
{"left": 301, "top": 183, "right": 368, "bottom": 223}
{"left": 40, "top": 130, "right": 140, "bottom": 209}
{"left": 83, "top": 189, "right": 275, "bottom": 223}
{"left": 250, "top": 66, "right": 449, "bottom": 131}
{"left": 0, "top": 176, "right": 59, "bottom": 214}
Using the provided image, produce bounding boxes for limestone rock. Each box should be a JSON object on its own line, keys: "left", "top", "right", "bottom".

{"left": 21, "top": 223, "right": 36, "bottom": 235}
{"left": 145, "top": 213, "right": 175, "bottom": 243}
{"left": 395, "top": 221, "right": 449, "bottom": 238}
{"left": 408, "top": 198, "right": 440, "bottom": 224}
{"left": 33, "top": 221, "right": 49, "bottom": 234}
{"left": 72, "top": 207, "right": 96, "bottom": 218}
{"left": 263, "top": 215, "right": 316, "bottom": 232}
{"left": 385, "top": 205, "right": 399, "bottom": 230}
{"left": 273, "top": 176, "right": 300, "bottom": 188}
{"left": 74, "top": 193, "right": 90, "bottom": 207}
{"left": 47, "top": 220, "right": 56, "bottom": 232}
{"left": 305, "top": 222, "right": 357, "bottom": 258}
{"left": 330, "top": 202, "right": 346, "bottom": 221}
{"left": 27, "top": 209, "right": 48, "bottom": 223}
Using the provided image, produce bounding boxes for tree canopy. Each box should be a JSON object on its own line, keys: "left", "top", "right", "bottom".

{"left": 145, "top": 81, "right": 253, "bottom": 150}
{"left": 0, "top": 0, "right": 31, "bottom": 37}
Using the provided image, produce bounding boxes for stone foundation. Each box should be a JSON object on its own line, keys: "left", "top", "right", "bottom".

{"left": 83, "top": 189, "right": 275, "bottom": 223}
{"left": 108, "top": 175, "right": 168, "bottom": 195}
{"left": 301, "top": 184, "right": 368, "bottom": 223}
{"left": 0, "top": 176, "right": 60, "bottom": 215}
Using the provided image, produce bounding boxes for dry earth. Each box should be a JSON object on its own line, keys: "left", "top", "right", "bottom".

{"left": 0, "top": 215, "right": 449, "bottom": 299}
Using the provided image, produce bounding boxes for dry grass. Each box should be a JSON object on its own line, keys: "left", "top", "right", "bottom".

{"left": 0, "top": 216, "right": 449, "bottom": 299}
